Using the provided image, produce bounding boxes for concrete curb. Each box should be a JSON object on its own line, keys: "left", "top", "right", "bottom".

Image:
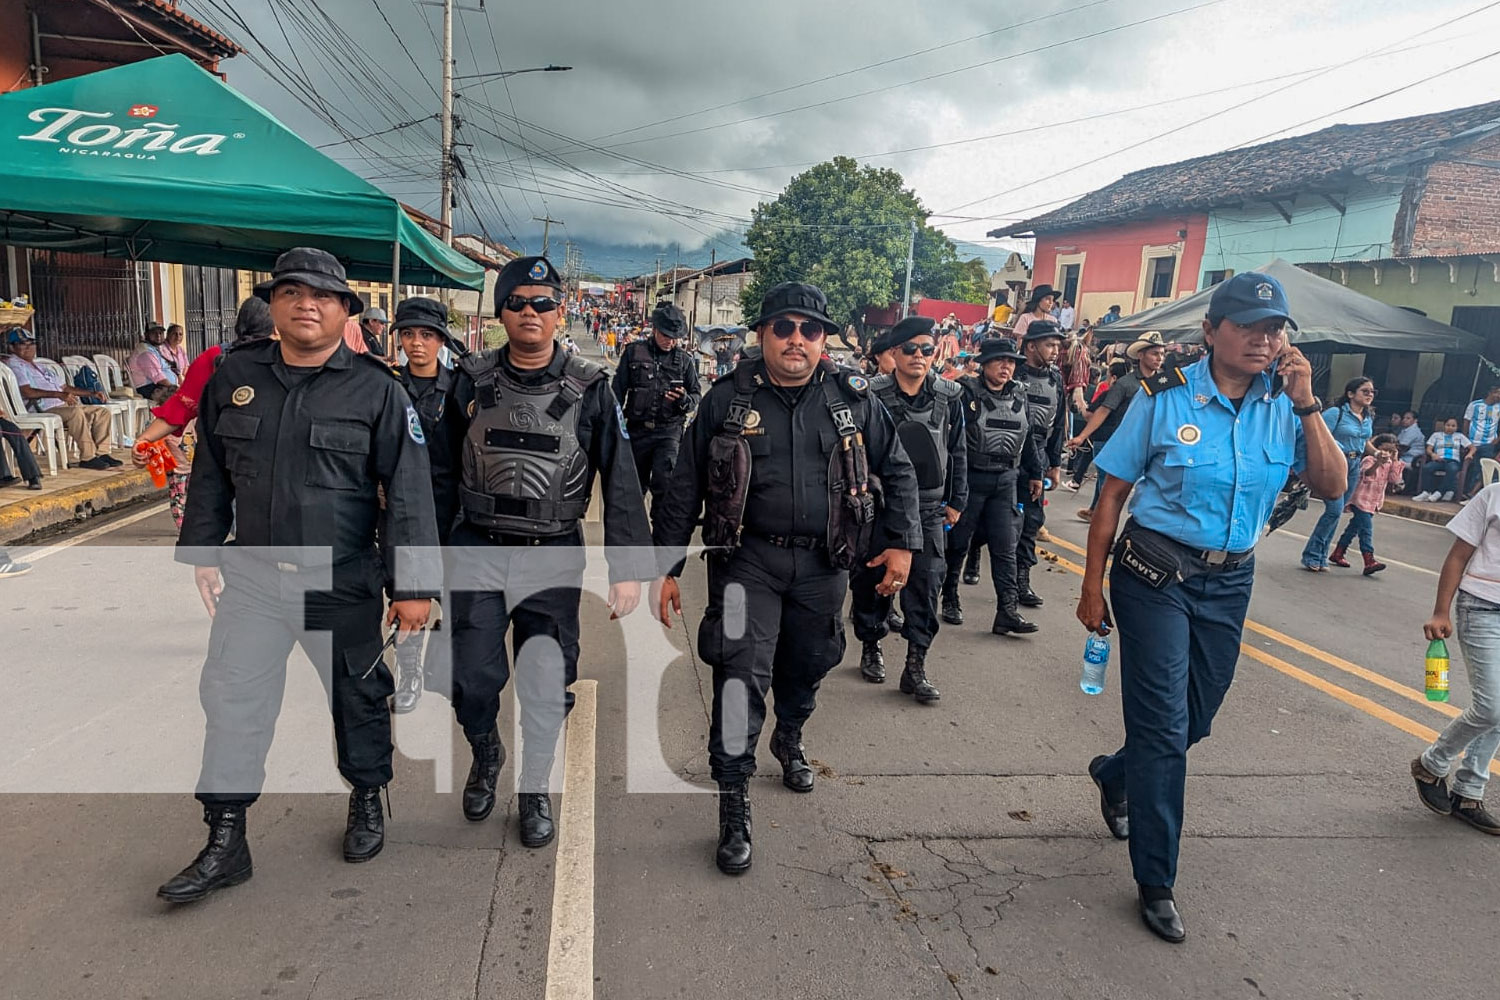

{"left": 1381, "top": 495, "right": 1456, "bottom": 526}
{"left": 0, "top": 470, "right": 159, "bottom": 544}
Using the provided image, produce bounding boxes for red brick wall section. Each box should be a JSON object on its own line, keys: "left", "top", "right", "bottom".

{"left": 1411, "top": 132, "right": 1500, "bottom": 256}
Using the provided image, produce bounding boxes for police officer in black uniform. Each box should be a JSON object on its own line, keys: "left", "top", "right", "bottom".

{"left": 651, "top": 282, "right": 921, "bottom": 876}
{"left": 1013, "top": 319, "right": 1068, "bottom": 607}
{"left": 850, "top": 316, "right": 966, "bottom": 699}
{"left": 941, "top": 337, "right": 1044, "bottom": 634}
{"left": 446, "top": 256, "right": 652, "bottom": 850}
{"left": 160, "top": 248, "right": 440, "bottom": 904}
{"left": 612, "top": 301, "right": 701, "bottom": 508}
{"left": 388, "top": 296, "right": 468, "bottom": 714}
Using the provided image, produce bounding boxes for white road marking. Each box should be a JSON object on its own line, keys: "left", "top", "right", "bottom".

{"left": 545, "top": 678, "right": 597, "bottom": 1000}
{"left": 1269, "top": 526, "right": 1438, "bottom": 576}
{"left": 23, "top": 501, "right": 171, "bottom": 562}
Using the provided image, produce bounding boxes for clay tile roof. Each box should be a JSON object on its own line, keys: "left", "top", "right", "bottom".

{"left": 987, "top": 99, "right": 1500, "bottom": 238}
{"left": 90, "top": 0, "right": 243, "bottom": 56}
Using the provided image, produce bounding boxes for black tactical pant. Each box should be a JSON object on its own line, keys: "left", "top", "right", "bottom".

{"left": 447, "top": 522, "right": 583, "bottom": 791}
{"left": 851, "top": 510, "right": 946, "bottom": 649}
{"left": 698, "top": 535, "right": 847, "bottom": 784}
{"left": 196, "top": 550, "right": 390, "bottom": 807}
{"left": 946, "top": 468, "right": 1020, "bottom": 603}
{"left": 628, "top": 422, "right": 683, "bottom": 508}
{"left": 1015, "top": 487, "right": 1047, "bottom": 578}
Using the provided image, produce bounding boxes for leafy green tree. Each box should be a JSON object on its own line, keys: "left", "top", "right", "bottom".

{"left": 741, "top": 157, "right": 974, "bottom": 333}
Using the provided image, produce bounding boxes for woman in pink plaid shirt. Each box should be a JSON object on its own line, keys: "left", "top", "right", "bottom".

{"left": 1330, "top": 433, "right": 1404, "bottom": 575}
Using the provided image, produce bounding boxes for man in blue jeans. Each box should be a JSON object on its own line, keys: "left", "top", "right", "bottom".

{"left": 1075, "top": 272, "right": 1346, "bottom": 942}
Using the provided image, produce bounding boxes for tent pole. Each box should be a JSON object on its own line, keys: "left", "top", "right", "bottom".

{"left": 390, "top": 242, "right": 401, "bottom": 357}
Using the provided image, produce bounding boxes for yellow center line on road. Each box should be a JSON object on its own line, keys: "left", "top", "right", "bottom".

{"left": 545, "top": 679, "right": 597, "bottom": 1000}
{"left": 1037, "top": 538, "right": 1459, "bottom": 749}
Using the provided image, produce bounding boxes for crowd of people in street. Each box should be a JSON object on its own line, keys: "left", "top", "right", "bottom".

{"left": 7, "top": 251, "right": 1500, "bottom": 952}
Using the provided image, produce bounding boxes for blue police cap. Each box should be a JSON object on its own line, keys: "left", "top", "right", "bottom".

{"left": 1207, "top": 272, "right": 1298, "bottom": 330}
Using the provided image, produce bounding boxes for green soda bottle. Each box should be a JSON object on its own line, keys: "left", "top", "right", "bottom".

{"left": 1425, "top": 638, "right": 1450, "bottom": 703}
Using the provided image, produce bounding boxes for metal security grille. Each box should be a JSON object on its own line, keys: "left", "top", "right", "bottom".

{"left": 28, "top": 251, "right": 153, "bottom": 363}
{"left": 182, "top": 265, "right": 239, "bottom": 354}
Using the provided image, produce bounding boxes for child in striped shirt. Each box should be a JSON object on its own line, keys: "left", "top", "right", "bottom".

{"left": 1330, "top": 434, "right": 1405, "bottom": 575}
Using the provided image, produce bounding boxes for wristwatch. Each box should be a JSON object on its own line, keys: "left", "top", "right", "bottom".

{"left": 1293, "top": 397, "right": 1323, "bottom": 417}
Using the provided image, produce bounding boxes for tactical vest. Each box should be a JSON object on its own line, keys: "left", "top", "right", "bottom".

{"left": 622, "top": 340, "right": 693, "bottom": 425}
{"left": 702, "top": 356, "right": 878, "bottom": 569}
{"left": 871, "top": 373, "right": 960, "bottom": 503}
{"left": 964, "top": 379, "right": 1029, "bottom": 472}
{"left": 457, "top": 352, "right": 606, "bottom": 536}
{"left": 1019, "top": 365, "right": 1062, "bottom": 438}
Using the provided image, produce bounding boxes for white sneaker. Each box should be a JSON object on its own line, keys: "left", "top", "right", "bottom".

{"left": 1443, "top": 491, "right": 1456, "bottom": 502}
{"left": 1412, "top": 492, "right": 1429, "bottom": 501}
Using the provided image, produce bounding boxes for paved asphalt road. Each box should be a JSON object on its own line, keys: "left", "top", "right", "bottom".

{"left": 4, "top": 348, "right": 1496, "bottom": 1000}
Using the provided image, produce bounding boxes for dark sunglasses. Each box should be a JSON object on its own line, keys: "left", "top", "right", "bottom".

{"left": 501, "top": 294, "right": 561, "bottom": 314}
{"left": 899, "top": 343, "right": 937, "bottom": 357}
{"left": 769, "top": 318, "right": 827, "bottom": 339}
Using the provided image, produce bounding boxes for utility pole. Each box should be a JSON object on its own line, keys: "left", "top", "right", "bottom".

{"left": 901, "top": 219, "right": 917, "bottom": 319}
{"left": 533, "top": 215, "right": 564, "bottom": 257}
{"left": 439, "top": 0, "right": 454, "bottom": 246}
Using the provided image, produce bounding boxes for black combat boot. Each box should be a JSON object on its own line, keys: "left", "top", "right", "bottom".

{"left": 517, "top": 793, "right": 556, "bottom": 848}
{"left": 769, "top": 726, "right": 815, "bottom": 793}
{"left": 391, "top": 632, "right": 424, "bottom": 715}
{"left": 992, "top": 594, "right": 1039, "bottom": 635}
{"left": 1017, "top": 568, "right": 1044, "bottom": 608}
{"left": 962, "top": 546, "right": 982, "bottom": 586}
{"left": 898, "top": 646, "right": 941, "bottom": 704}
{"left": 886, "top": 608, "right": 905, "bottom": 633}
{"left": 859, "top": 638, "right": 886, "bottom": 683}
{"left": 343, "top": 786, "right": 385, "bottom": 863}
{"left": 940, "top": 590, "right": 964, "bottom": 625}
{"left": 157, "top": 804, "right": 253, "bottom": 903}
{"left": 715, "top": 782, "right": 753, "bottom": 875}
{"left": 462, "top": 727, "right": 506, "bottom": 822}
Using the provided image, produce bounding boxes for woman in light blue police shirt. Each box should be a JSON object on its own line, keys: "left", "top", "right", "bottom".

{"left": 1075, "top": 272, "right": 1346, "bottom": 944}
{"left": 1299, "top": 376, "right": 1376, "bottom": 571}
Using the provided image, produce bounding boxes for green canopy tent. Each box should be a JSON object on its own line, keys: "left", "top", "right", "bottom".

{"left": 0, "top": 54, "right": 482, "bottom": 290}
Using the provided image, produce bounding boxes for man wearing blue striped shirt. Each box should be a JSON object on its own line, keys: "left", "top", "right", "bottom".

{"left": 1462, "top": 386, "right": 1500, "bottom": 497}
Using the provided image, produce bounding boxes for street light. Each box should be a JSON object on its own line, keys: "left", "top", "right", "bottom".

{"left": 452, "top": 65, "right": 572, "bottom": 82}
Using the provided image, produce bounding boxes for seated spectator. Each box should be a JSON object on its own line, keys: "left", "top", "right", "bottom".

{"left": 1415, "top": 418, "right": 1474, "bottom": 502}
{"left": 162, "top": 324, "right": 190, "bottom": 377}
{"left": 126, "top": 323, "right": 180, "bottom": 402}
{"left": 3, "top": 329, "right": 118, "bottom": 470}
{"left": 0, "top": 416, "right": 43, "bottom": 489}
{"left": 1397, "top": 410, "right": 1427, "bottom": 493}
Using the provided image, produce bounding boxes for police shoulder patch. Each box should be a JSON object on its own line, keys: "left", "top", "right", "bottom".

{"left": 405, "top": 404, "right": 426, "bottom": 444}
{"left": 844, "top": 373, "right": 870, "bottom": 394}
{"left": 1137, "top": 366, "right": 1188, "bottom": 398}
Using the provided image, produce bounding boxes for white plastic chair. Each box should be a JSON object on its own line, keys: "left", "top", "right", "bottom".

{"left": 1481, "top": 457, "right": 1500, "bottom": 490}
{"left": 92, "top": 353, "right": 150, "bottom": 435}
{"left": 61, "top": 356, "right": 133, "bottom": 446}
{"left": 0, "top": 362, "right": 67, "bottom": 475}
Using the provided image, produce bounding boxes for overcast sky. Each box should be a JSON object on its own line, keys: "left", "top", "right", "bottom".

{"left": 183, "top": 0, "right": 1500, "bottom": 269}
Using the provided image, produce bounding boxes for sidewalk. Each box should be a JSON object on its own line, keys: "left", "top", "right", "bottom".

{"left": 1381, "top": 492, "right": 1460, "bottom": 525}
{"left": 0, "top": 465, "right": 160, "bottom": 543}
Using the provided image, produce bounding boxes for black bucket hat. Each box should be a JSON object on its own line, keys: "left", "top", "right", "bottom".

{"left": 392, "top": 296, "right": 448, "bottom": 334}
{"left": 746, "top": 281, "right": 839, "bottom": 334}
{"left": 976, "top": 337, "right": 1024, "bottom": 364}
{"left": 1021, "top": 319, "right": 1065, "bottom": 344}
{"left": 1023, "top": 284, "right": 1060, "bottom": 311}
{"left": 650, "top": 301, "right": 687, "bottom": 337}
{"left": 254, "top": 247, "right": 363, "bottom": 316}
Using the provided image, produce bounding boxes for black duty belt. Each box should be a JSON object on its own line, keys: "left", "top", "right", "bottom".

{"left": 748, "top": 531, "right": 826, "bottom": 550}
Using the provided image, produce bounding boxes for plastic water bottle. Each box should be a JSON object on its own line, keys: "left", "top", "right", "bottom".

{"left": 1425, "top": 638, "right": 1450, "bottom": 702}
{"left": 1081, "top": 631, "right": 1110, "bottom": 695}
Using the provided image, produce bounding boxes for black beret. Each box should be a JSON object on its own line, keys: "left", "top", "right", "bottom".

{"left": 887, "top": 315, "right": 936, "bottom": 350}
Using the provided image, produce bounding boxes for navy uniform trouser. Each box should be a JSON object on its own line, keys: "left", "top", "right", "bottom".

{"left": 850, "top": 509, "right": 946, "bottom": 649}
{"left": 628, "top": 423, "right": 683, "bottom": 509}
{"left": 447, "top": 521, "right": 583, "bottom": 790}
{"left": 698, "top": 535, "right": 847, "bottom": 784}
{"left": 1092, "top": 556, "right": 1254, "bottom": 888}
{"left": 944, "top": 468, "right": 1019, "bottom": 603}
{"left": 196, "top": 550, "right": 390, "bottom": 807}
{"left": 1014, "top": 490, "right": 1047, "bottom": 574}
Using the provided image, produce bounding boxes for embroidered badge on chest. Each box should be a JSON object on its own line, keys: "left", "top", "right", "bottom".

{"left": 231, "top": 386, "right": 254, "bottom": 407}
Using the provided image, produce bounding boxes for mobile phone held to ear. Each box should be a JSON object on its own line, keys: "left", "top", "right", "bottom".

{"left": 1267, "top": 358, "right": 1284, "bottom": 398}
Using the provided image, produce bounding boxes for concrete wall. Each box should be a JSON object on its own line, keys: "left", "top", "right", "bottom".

{"left": 1200, "top": 182, "right": 1403, "bottom": 283}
